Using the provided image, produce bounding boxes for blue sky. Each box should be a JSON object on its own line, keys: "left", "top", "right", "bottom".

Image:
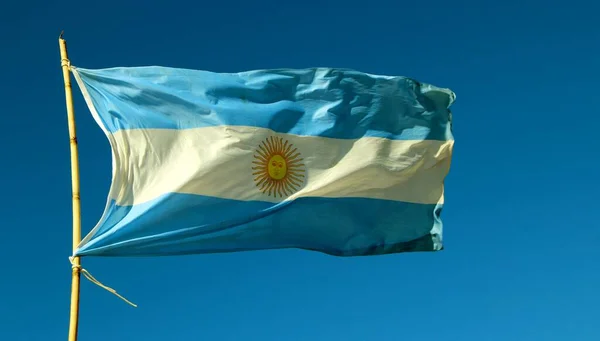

{"left": 1, "top": 0, "right": 599, "bottom": 340}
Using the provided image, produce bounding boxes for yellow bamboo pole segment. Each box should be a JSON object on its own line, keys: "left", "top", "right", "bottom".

{"left": 59, "top": 32, "right": 82, "bottom": 341}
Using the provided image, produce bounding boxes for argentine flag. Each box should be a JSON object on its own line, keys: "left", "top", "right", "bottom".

{"left": 70, "top": 66, "right": 455, "bottom": 257}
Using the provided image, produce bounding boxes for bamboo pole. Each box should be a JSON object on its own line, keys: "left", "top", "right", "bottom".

{"left": 59, "top": 32, "right": 82, "bottom": 341}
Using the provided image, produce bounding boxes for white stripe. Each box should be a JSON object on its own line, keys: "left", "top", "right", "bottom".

{"left": 109, "top": 126, "right": 453, "bottom": 206}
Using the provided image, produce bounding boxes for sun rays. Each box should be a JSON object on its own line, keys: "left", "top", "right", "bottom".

{"left": 252, "top": 136, "right": 305, "bottom": 198}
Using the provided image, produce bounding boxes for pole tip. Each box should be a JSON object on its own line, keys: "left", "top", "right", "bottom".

{"left": 59, "top": 30, "right": 65, "bottom": 40}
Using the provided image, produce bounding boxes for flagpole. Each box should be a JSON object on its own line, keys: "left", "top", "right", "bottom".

{"left": 59, "top": 32, "right": 82, "bottom": 341}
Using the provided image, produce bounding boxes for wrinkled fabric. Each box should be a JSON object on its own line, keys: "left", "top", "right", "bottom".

{"left": 70, "top": 65, "right": 456, "bottom": 257}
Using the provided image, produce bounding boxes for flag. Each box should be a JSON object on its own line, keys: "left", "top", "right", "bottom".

{"left": 70, "top": 66, "right": 455, "bottom": 257}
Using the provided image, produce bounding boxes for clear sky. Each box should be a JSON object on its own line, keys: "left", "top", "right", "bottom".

{"left": 1, "top": 0, "right": 598, "bottom": 340}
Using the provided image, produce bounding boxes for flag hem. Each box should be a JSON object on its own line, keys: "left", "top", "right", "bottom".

{"left": 71, "top": 66, "right": 122, "bottom": 252}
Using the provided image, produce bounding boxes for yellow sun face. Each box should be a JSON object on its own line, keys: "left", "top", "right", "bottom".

{"left": 252, "top": 136, "right": 305, "bottom": 198}
{"left": 268, "top": 155, "right": 287, "bottom": 180}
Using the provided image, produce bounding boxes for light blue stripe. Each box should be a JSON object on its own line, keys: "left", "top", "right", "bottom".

{"left": 75, "top": 194, "right": 443, "bottom": 257}
{"left": 75, "top": 66, "right": 455, "bottom": 141}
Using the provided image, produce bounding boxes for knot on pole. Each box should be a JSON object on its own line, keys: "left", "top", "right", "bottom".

{"left": 69, "top": 256, "right": 138, "bottom": 308}
{"left": 61, "top": 58, "right": 71, "bottom": 68}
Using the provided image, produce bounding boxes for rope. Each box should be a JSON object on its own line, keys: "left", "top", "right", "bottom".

{"left": 69, "top": 257, "right": 137, "bottom": 308}
{"left": 61, "top": 58, "right": 71, "bottom": 68}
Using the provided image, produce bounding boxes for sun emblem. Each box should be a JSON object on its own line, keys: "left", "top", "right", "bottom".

{"left": 252, "top": 136, "right": 305, "bottom": 198}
